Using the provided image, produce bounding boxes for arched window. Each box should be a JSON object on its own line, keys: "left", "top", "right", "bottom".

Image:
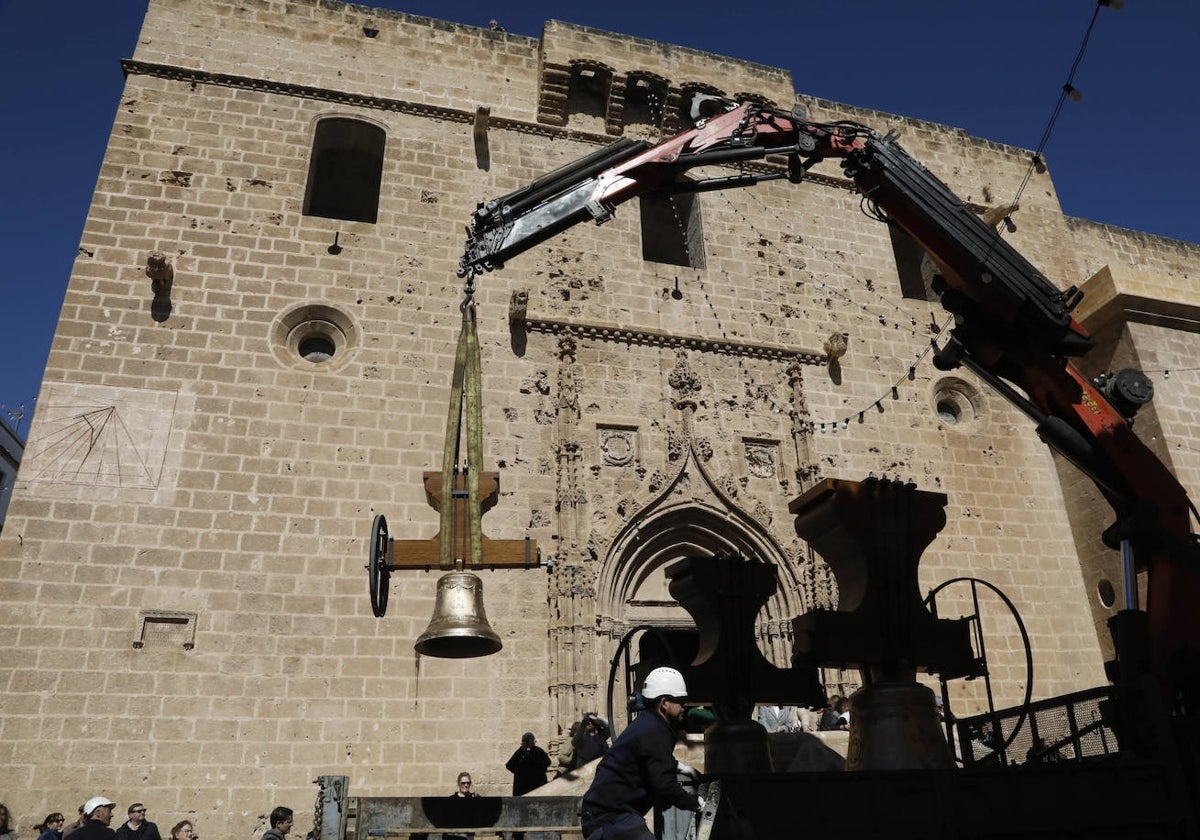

{"left": 566, "top": 61, "right": 614, "bottom": 132}
{"left": 303, "top": 118, "right": 386, "bottom": 223}
{"left": 730, "top": 92, "right": 777, "bottom": 109}
{"left": 670, "top": 83, "right": 727, "bottom": 133}
{"left": 640, "top": 188, "right": 705, "bottom": 269}
{"left": 622, "top": 73, "right": 669, "bottom": 132}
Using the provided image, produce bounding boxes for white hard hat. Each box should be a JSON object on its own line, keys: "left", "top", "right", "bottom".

{"left": 642, "top": 666, "right": 687, "bottom": 701}
{"left": 83, "top": 797, "right": 116, "bottom": 817}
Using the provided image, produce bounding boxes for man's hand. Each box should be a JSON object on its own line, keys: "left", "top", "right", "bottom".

{"left": 695, "top": 796, "right": 705, "bottom": 812}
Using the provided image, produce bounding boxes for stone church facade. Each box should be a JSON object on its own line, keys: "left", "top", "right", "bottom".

{"left": 3, "top": 0, "right": 1199, "bottom": 835}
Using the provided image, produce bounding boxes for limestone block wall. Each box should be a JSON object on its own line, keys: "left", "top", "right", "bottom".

{"left": 132, "top": 0, "right": 543, "bottom": 121}
{"left": 1, "top": 0, "right": 1197, "bottom": 837}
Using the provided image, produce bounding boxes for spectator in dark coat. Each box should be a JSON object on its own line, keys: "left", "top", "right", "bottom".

{"left": 115, "top": 804, "right": 161, "bottom": 840}
{"left": 505, "top": 732, "right": 551, "bottom": 795}
{"left": 36, "top": 812, "right": 66, "bottom": 840}
{"left": 817, "top": 696, "right": 843, "bottom": 731}
{"left": 62, "top": 808, "right": 87, "bottom": 840}
{"left": 574, "top": 714, "right": 610, "bottom": 766}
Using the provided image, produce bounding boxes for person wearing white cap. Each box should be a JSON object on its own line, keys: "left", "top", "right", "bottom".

{"left": 580, "top": 667, "right": 701, "bottom": 840}
{"left": 72, "top": 799, "right": 117, "bottom": 840}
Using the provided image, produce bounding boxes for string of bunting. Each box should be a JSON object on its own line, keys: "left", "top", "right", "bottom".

{"left": 664, "top": 1, "right": 1119, "bottom": 432}
{"left": 1006, "top": 0, "right": 1121, "bottom": 223}
{"left": 705, "top": 0, "right": 1124, "bottom": 431}
{"left": 722, "top": 190, "right": 936, "bottom": 342}
{"left": 712, "top": 187, "right": 951, "bottom": 432}
{"left": 692, "top": 264, "right": 953, "bottom": 433}
{"left": 801, "top": 329, "right": 949, "bottom": 435}
{"left": 691, "top": 270, "right": 792, "bottom": 418}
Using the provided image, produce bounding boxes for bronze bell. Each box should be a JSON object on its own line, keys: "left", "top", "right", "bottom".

{"left": 704, "top": 716, "right": 774, "bottom": 775}
{"left": 845, "top": 683, "right": 954, "bottom": 770}
{"left": 415, "top": 571, "right": 502, "bottom": 658}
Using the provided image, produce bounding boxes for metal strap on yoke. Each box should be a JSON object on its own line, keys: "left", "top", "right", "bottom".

{"left": 439, "top": 300, "right": 484, "bottom": 568}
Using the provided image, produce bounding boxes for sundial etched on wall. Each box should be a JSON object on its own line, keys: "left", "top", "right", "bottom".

{"left": 23, "top": 384, "right": 181, "bottom": 490}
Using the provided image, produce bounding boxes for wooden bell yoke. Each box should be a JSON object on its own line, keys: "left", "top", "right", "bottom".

{"left": 366, "top": 292, "right": 540, "bottom": 655}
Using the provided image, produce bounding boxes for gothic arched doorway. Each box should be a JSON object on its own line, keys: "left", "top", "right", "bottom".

{"left": 592, "top": 452, "right": 804, "bottom": 735}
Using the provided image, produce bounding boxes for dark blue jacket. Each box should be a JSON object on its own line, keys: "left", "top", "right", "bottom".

{"left": 115, "top": 822, "right": 161, "bottom": 840}
{"left": 582, "top": 710, "right": 699, "bottom": 818}
{"left": 575, "top": 727, "right": 609, "bottom": 766}
{"left": 68, "top": 823, "right": 116, "bottom": 840}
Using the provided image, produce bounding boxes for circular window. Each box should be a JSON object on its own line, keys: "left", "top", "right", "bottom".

{"left": 299, "top": 335, "right": 336, "bottom": 362}
{"left": 1097, "top": 579, "right": 1117, "bottom": 609}
{"left": 930, "top": 376, "right": 983, "bottom": 431}
{"left": 271, "top": 303, "right": 358, "bottom": 370}
{"left": 936, "top": 398, "right": 961, "bottom": 425}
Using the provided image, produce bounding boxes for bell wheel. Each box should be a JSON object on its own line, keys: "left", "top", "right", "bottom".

{"left": 368, "top": 514, "right": 391, "bottom": 618}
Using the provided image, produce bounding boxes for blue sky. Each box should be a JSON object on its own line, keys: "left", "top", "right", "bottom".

{"left": 1, "top": 0, "right": 1197, "bottom": 438}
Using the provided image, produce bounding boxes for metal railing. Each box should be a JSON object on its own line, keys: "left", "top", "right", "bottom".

{"left": 954, "top": 685, "right": 1119, "bottom": 767}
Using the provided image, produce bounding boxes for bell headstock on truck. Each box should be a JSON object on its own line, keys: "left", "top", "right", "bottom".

{"left": 458, "top": 97, "right": 1200, "bottom": 711}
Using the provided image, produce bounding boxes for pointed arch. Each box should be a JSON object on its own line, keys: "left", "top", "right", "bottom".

{"left": 595, "top": 446, "right": 805, "bottom": 628}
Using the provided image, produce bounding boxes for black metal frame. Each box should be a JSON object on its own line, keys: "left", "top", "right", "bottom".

{"left": 955, "top": 685, "right": 1118, "bottom": 768}
{"left": 926, "top": 576, "right": 1033, "bottom": 761}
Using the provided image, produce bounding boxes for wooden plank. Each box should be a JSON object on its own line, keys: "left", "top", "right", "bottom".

{"left": 354, "top": 796, "right": 580, "bottom": 840}
{"left": 388, "top": 535, "right": 539, "bottom": 570}
{"left": 366, "top": 829, "right": 577, "bottom": 837}
{"left": 385, "top": 471, "right": 539, "bottom": 569}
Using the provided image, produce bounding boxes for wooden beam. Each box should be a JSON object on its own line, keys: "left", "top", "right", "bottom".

{"left": 387, "top": 471, "right": 540, "bottom": 570}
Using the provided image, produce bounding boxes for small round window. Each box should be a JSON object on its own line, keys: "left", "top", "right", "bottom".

{"left": 271, "top": 303, "right": 357, "bottom": 370}
{"left": 931, "top": 376, "right": 983, "bottom": 431}
{"left": 298, "top": 334, "right": 337, "bottom": 362}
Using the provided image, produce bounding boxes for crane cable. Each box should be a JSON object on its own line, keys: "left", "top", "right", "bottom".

{"left": 439, "top": 288, "right": 484, "bottom": 568}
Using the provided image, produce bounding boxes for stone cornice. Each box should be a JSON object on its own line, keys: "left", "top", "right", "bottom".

{"left": 523, "top": 315, "right": 826, "bottom": 365}
{"left": 1075, "top": 265, "right": 1200, "bottom": 334}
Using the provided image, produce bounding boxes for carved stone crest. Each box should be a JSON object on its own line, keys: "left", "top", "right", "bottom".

{"left": 745, "top": 441, "right": 778, "bottom": 478}
{"left": 599, "top": 427, "right": 636, "bottom": 466}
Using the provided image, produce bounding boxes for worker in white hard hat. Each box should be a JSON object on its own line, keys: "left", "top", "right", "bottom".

{"left": 580, "top": 666, "right": 701, "bottom": 840}
{"left": 72, "top": 798, "right": 118, "bottom": 840}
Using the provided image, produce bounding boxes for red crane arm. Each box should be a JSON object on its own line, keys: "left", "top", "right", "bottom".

{"left": 458, "top": 99, "right": 1200, "bottom": 704}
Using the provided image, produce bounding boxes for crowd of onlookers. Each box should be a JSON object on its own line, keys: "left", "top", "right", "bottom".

{"left": 0, "top": 801, "right": 295, "bottom": 840}
{"left": 0, "top": 799, "right": 201, "bottom": 840}
{"left": 757, "top": 698, "right": 852, "bottom": 733}
{"left": 0, "top": 703, "right": 859, "bottom": 840}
